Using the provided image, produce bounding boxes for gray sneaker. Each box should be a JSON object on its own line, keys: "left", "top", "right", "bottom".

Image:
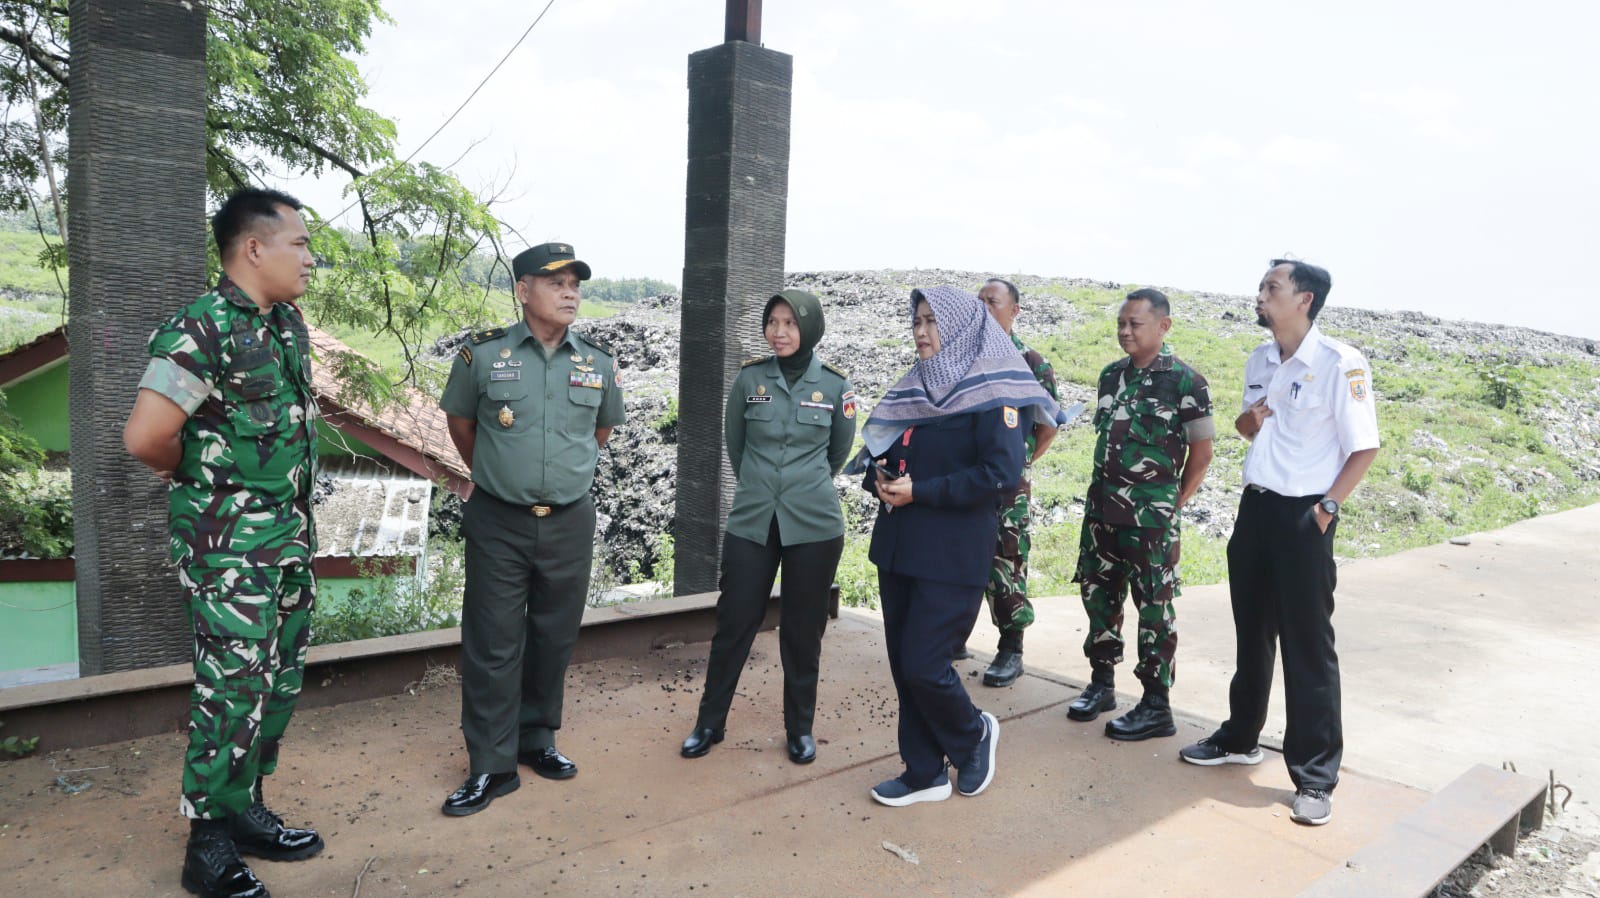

{"left": 1178, "top": 737, "right": 1264, "bottom": 766}
{"left": 1291, "top": 789, "right": 1333, "bottom": 825}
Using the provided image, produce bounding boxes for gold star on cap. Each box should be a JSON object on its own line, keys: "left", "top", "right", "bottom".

{"left": 499, "top": 348, "right": 511, "bottom": 359}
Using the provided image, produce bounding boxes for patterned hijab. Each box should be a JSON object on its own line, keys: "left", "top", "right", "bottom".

{"left": 860, "top": 285, "right": 1061, "bottom": 456}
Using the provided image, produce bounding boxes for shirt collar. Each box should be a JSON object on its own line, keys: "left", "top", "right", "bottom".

{"left": 507, "top": 320, "right": 578, "bottom": 354}
{"left": 1112, "top": 343, "right": 1174, "bottom": 373}
{"left": 1266, "top": 324, "right": 1328, "bottom": 368}
{"left": 217, "top": 276, "right": 262, "bottom": 314}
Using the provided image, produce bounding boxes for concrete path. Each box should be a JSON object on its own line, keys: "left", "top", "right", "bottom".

{"left": 2, "top": 504, "right": 1593, "bottom": 896}
{"left": 988, "top": 501, "right": 1600, "bottom": 835}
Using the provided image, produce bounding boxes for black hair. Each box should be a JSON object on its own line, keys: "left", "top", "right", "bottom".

{"left": 1124, "top": 287, "right": 1170, "bottom": 317}
{"left": 212, "top": 187, "right": 303, "bottom": 260}
{"left": 983, "top": 278, "right": 1020, "bottom": 305}
{"left": 1270, "top": 258, "right": 1333, "bottom": 321}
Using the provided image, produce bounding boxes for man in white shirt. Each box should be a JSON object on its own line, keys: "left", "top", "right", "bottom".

{"left": 1178, "top": 259, "right": 1379, "bottom": 828}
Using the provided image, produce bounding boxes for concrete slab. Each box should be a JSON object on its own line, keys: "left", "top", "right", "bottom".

{"left": 978, "top": 502, "right": 1600, "bottom": 835}
{"left": 0, "top": 613, "right": 1421, "bottom": 897}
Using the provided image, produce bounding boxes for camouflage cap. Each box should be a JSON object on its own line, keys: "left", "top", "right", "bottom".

{"left": 513, "top": 242, "right": 592, "bottom": 281}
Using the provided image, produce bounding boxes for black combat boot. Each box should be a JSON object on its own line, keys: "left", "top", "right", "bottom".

{"left": 182, "top": 818, "right": 269, "bottom": 898}
{"left": 1066, "top": 668, "right": 1117, "bottom": 721}
{"left": 230, "top": 777, "right": 324, "bottom": 861}
{"left": 1105, "top": 689, "right": 1177, "bottom": 741}
{"left": 983, "top": 630, "right": 1025, "bottom": 687}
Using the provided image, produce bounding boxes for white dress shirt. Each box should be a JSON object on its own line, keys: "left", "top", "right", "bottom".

{"left": 1240, "top": 324, "right": 1380, "bottom": 497}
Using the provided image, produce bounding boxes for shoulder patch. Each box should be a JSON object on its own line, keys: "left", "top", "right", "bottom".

{"left": 741, "top": 356, "right": 771, "bottom": 368}
{"left": 822, "top": 361, "right": 849, "bottom": 379}
{"left": 469, "top": 326, "right": 506, "bottom": 345}
{"left": 458, "top": 346, "right": 473, "bottom": 366}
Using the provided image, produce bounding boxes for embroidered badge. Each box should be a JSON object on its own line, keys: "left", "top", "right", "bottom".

{"left": 1349, "top": 377, "right": 1368, "bottom": 401}
{"left": 1345, "top": 368, "right": 1365, "bottom": 379}
{"left": 490, "top": 371, "right": 520, "bottom": 381}
{"left": 842, "top": 391, "right": 858, "bottom": 419}
{"left": 1003, "top": 406, "right": 1019, "bottom": 429}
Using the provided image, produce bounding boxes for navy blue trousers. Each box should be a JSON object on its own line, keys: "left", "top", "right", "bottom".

{"left": 879, "top": 571, "right": 986, "bottom": 786}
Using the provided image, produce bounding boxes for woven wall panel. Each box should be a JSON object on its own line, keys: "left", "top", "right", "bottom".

{"left": 67, "top": 0, "right": 208, "bottom": 673}
{"left": 673, "top": 42, "right": 793, "bottom": 595}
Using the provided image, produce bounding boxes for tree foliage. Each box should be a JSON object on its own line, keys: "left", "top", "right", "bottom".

{"left": 0, "top": 0, "right": 511, "bottom": 406}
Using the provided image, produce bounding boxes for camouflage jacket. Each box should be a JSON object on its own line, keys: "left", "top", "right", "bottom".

{"left": 1086, "top": 345, "right": 1214, "bottom": 530}
{"left": 1015, "top": 333, "right": 1061, "bottom": 462}
{"left": 139, "top": 277, "right": 318, "bottom": 568}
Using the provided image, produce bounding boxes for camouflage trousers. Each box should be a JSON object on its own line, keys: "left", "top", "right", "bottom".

{"left": 1073, "top": 518, "right": 1180, "bottom": 689}
{"left": 178, "top": 562, "right": 316, "bottom": 820}
{"left": 984, "top": 477, "right": 1033, "bottom": 633}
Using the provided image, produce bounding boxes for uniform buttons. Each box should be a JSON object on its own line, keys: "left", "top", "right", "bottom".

{"left": 547, "top": 392, "right": 554, "bottom": 398}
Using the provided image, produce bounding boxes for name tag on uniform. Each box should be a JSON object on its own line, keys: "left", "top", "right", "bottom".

{"left": 570, "top": 371, "right": 604, "bottom": 389}
{"left": 799, "top": 400, "right": 833, "bottom": 411}
{"left": 490, "top": 371, "right": 520, "bottom": 381}
{"left": 746, "top": 395, "right": 772, "bottom": 403}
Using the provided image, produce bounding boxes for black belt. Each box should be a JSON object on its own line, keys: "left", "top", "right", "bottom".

{"left": 477, "top": 490, "right": 584, "bottom": 517}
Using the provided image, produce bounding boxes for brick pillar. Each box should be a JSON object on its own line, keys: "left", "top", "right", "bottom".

{"left": 672, "top": 41, "right": 793, "bottom": 595}
{"left": 68, "top": 0, "right": 208, "bottom": 672}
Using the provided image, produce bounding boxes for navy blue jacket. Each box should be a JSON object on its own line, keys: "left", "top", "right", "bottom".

{"left": 863, "top": 407, "right": 1026, "bottom": 588}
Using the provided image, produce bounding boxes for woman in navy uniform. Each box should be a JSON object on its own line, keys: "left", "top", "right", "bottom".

{"left": 681, "top": 289, "right": 858, "bottom": 764}
{"left": 861, "top": 286, "right": 1058, "bottom": 806}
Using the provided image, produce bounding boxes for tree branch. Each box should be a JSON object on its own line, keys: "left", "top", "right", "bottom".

{"left": 0, "top": 24, "right": 67, "bottom": 87}
{"left": 208, "top": 119, "right": 368, "bottom": 180}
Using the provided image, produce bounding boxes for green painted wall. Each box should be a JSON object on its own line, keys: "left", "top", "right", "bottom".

{"left": 0, "top": 580, "right": 77, "bottom": 669}
{"left": 5, "top": 361, "right": 69, "bottom": 452}
{"left": 316, "top": 420, "right": 377, "bottom": 458}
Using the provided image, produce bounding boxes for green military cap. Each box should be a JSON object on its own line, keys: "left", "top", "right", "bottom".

{"left": 513, "top": 242, "right": 592, "bottom": 281}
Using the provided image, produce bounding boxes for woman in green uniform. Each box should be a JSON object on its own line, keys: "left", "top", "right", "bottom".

{"left": 681, "top": 289, "right": 858, "bottom": 765}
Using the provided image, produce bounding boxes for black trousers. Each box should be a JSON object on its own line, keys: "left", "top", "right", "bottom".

{"left": 459, "top": 491, "right": 595, "bottom": 775}
{"left": 1214, "top": 487, "right": 1342, "bottom": 792}
{"left": 696, "top": 518, "right": 844, "bottom": 735}
{"left": 879, "top": 571, "right": 986, "bottom": 787}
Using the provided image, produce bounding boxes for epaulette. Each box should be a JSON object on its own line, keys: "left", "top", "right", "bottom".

{"left": 469, "top": 326, "right": 506, "bottom": 345}
{"left": 576, "top": 332, "right": 616, "bottom": 359}
{"left": 741, "top": 355, "right": 770, "bottom": 368}
{"left": 822, "top": 361, "right": 849, "bottom": 379}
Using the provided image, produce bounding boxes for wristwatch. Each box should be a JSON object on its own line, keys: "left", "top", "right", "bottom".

{"left": 1318, "top": 497, "right": 1340, "bottom": 517}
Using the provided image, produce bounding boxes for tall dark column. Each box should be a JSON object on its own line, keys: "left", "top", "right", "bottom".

{"left": 67, "top": 0, "right": 208, "bottom": 672}
{"left": 672, "top": 33, "right": 793, "bottom": 596}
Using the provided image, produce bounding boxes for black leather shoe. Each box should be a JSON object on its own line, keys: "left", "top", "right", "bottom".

{"left": 182, "top": 821, "right": 270, "bottom": 898}
{"left": 982, "top": 651, "right": 1024, "bottom": 687}
{"left": 518, "top": 747, "right": 578, "bottom": 780}
{"left": 1066, "top": 681, "right": 1117, "bottom": 721}
{"left": 786, "top": 732, "right": 816, "bottom": 765}
{"left": 952, "top": 643, "right": 973, "bottom": 661}
{"left": 1105, "top": 694, "right": 1176, "bottom": 741}
{"left": 230, "top": 802, "right": 324, "bottom": 861}
{"left": 680, "top": 726, "right": 725, "bottom": 759}
{"left": 441, "top": 771, "right": 520, "bottom": 817}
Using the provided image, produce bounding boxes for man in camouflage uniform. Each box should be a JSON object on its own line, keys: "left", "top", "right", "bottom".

{"left": 125, "top": 188, "right": 325, "bottom": 898}
{"left": 1067, "top": 288, "right": 1215, "bottom": 740}
{"left": 965, "top": 278, "right": 1061, "bottom": 687}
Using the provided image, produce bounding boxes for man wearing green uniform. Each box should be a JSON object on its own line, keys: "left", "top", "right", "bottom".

{"left": 125, "top": 188, "right": 324, "bottom": 898}
{"left": 1067, "top": 288, "right": 1214, "bottom": 741}
{"left": 438, "top": 242, "right": 625, "bottom": 816}
{"left": 965, "top": 278, "right": 1060, "bottom": 687}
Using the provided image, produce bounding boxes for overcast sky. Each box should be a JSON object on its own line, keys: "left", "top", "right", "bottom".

{"left": 290, "top": 0, "right": 1600, "bottom": 340}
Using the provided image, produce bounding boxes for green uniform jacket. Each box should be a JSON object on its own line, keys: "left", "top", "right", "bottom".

{"left": 1086, "top": 344, "right": 1214, "bottom": 530}
{"left": 140, "top": 277, "right": 317, "bottom": 568}
{"left": 723, "top": 355, "right": 857, "bottom": 546}
{"left": 440, "top": 321, "right": 626, "bottom": 505}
